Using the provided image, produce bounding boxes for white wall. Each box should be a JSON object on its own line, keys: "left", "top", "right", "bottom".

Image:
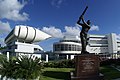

{"left": 107, "top": 33, "right": 117, "bottom": 53}
{"left": 15, "top": 42, "right": 43, "bottom": 53}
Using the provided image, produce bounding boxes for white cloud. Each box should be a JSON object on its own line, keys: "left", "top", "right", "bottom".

{"left": 51, "top": 0, "right": 65, "bottom": 8}
{"left": 0, "top": 0, "right": 29, "bottom": 21}
{"left": 42, "top": 26, "right": 64, "bottom": 38}
{"left": 0, "top": 21, "right": 11, "bottom": 46}
{"left": 0, "top": 21, "right": 11, "bottom": 34}
{"left": 90, "top": 25, "right": 99, "bottom": 31}
{"left": 64, "top": 26, "right": 80, "bottom": 36}
{"left": 0, "top": 0, "right": 28, "bottom": 46}
{"left": 42, "top": 26, "right": 81, "bottom": 38}
{"left": 0, "top": 38, "right": 5, "bottom": 46}
{"left": 41, "top": 24, "right": 99, "bottom": 38}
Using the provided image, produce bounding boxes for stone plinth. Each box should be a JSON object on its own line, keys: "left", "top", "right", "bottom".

{"left": 71, "top": 54, "right": 103, "bottom": 80}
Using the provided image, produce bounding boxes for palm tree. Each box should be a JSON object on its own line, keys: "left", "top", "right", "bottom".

{"left": 0, "top": 55, "right": 42, "bottom": 80}
{"left": 0, "top": 55, "right": 16, "bottom": 79}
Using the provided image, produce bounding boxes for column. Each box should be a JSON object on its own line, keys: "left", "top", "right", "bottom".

{"left": 7, "top": 52, "right": 9, "bottom": 61}
{"left": 39, "top": 54, "right": 41, "bottom": 62}
{"left": 70, "top": 55, "right": 74, "bottom": 59}
{"left": 66, "top": 55, "right": 69, "bottom": 59}
{"left": 57, "top": 54, "right": 59, "bottom": 58}
{"left": 46, "top": 54, "right": 48, "bottom": 62}
{"left": 116, "top": 53, "right": 117, "bottom": 59}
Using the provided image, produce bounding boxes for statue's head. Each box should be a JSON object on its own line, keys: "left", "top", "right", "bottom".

{"left": 87, "top": 20, "right": 91, "bottom": 25}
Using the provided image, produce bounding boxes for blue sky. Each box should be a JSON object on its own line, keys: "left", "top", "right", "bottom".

{"left": 1, "top": 0, "right": 120, "bottom": 51}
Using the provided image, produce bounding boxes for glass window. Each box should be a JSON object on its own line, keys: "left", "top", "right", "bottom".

{"left": 5, "top": 29, "right": 14, "bottom": 41}
{"left": 34, "top": 48, "right": 38, "bottom": 51}
{"left": 61, "top": 44, "right": 64, "bottom": 51}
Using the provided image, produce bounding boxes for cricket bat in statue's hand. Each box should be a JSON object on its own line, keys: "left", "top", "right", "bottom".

{"left": 78, "top": 6, "right": 88, "bottom": 22}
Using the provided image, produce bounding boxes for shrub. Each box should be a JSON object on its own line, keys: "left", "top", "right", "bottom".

{"left": 100, "top": 59, "right": 120, "bottom": 66}
{"left": 44, "top": 59, "right": 75, "bottom": 68}
{"left": 0, "top": 55, "right": 42, "bottom": 80}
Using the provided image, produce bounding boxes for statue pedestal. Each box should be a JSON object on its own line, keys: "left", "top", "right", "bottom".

{"left": 71, "top": 54, "right": 104, "bottom": 80}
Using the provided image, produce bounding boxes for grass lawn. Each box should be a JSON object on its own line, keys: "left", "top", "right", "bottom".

{"left": 41, "top": 68, "right": 74, "bottom": 80}
{"left": 40, "top": 66, "right": 120, "bottom": 80}
{"left": 100, "top": 66, "right": 120, "bottom": 80}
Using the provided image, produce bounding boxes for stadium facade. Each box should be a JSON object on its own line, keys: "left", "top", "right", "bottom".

{"left": 53, "top": 33, "right": 120, "bottom": 59}
{"left": 4, "top": 25, "right": 51, "bottom": 60}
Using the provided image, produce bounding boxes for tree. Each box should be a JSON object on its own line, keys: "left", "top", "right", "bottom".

{"left": 0, "top": 55, "right": 42, "bottom": 80}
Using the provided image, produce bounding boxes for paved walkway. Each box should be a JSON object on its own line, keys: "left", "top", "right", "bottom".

{"left": 111, "top": 65, "right": 120, "bottom": 71}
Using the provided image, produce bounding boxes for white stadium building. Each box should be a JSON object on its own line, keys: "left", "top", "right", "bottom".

{"left": 53, "top": 33, "right": 120, "bottom": 60}
{"left": 4, "top": 25, "right": 51, "bottom": 61}
{"left": 3, "top": 25, "right": 120, "bottom": 61}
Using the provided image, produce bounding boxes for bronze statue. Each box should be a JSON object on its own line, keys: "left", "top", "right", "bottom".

{"left": 77, "top": 6, "right": 91, "bottom": 54}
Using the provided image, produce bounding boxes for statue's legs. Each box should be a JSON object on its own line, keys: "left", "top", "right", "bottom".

{"left": 81, "top": 40, "right": 86, "bottom": 54}
{"left": 80, "top": 33, "right": 87, "bottom": 54}
{"left": 86, "top": 38, "right": 89, "bottom": 45}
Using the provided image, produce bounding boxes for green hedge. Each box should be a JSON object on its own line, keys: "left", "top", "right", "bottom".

{"left": 100, "top": 59, "right": 120, "bottom": 66}
{"left": 44, "top": 58, "right": 120, "bottom": 68}
{"left": 44, "top": 59, "right": 75, "bottom": 68}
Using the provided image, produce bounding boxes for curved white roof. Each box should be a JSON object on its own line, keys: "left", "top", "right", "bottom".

{"left": 5, "top": 25, "right": 52, "bottom": 43}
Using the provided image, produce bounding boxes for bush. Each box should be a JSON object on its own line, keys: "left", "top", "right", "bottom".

{"left": 0, "top": 54, "right": 6, "bottom": 62}
{"left": 44, "top": 59, "right": 75, "bottom": 68}
{"left": 0, "top": 55, "right": 42, "bottom": 80}
{"left": 100, "top": 59, "right": 120, "bottom": 66}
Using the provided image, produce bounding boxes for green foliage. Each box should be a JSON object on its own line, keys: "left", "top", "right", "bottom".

{"left": 44, "top": 59, "right": 75, "bottom": 68}
{"left": 0, "top": 55, "right": 42, "bottom": 80}
{"left": 100, "top": 59, "right": 120, "bottom": 66}
{"left": 0, "top": 46, "right": 6, "bottom": 50}
{"left": 100, "top": 66, "right": 120, "bottom": 80}
{"left": 0, "top": 54, "right": 6, "bottom": 62}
